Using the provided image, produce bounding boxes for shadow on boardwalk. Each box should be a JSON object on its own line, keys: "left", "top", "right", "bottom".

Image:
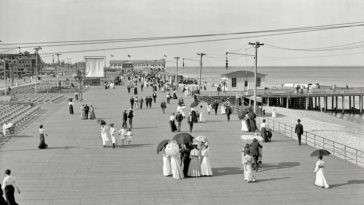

{"left": 259, "top": 162, "right": 300, "bottom": 172}
{"left": 212, "top": 167, "right": 242, "bottom": 176}
{"left": 330, "top": 180, "right": 364, "bottom": 188}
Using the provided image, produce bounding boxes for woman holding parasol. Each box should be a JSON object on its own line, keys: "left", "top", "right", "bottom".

{"left": 312, "top": 150, "right": 330, "bottom": 188}
{"left": 165, "top": 141, "right": 183, "bottom": 180}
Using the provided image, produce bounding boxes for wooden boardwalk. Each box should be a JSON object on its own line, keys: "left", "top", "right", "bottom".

{"left": 1, "top": 86, "right": 363, "bottom": 205}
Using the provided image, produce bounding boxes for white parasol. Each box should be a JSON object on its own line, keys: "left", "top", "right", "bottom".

{"left": 241, "top": 134, "right": 263, "bottom": 142}
{"left": 195, "top": 135, "right": 208, "bottom": 143}
{"left": 164, "top": 140, "right": 180, "bottom": 156}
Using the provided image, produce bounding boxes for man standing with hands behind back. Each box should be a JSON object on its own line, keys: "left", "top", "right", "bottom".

{"left": 295, "top": 119, "right": 304, "bottom": 146}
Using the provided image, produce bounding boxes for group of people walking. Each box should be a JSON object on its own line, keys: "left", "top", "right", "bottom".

{"left": 162, "top": 141, "right": 213, "bottom": 180}
{"left": 79, "top": 104, "right": 96, "bottom": 120}
{"left": 100, "top": 121, "right": 133, "bottom": 148}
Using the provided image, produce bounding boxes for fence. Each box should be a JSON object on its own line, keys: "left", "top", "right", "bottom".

{"left": 266, "top": 118, "right": 364, "bottom": 168}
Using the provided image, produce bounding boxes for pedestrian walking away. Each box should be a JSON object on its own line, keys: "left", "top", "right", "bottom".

{"left": 38, "top": 125, "right": 48, "bottom": 149}
{"left": 128, "top": 109, "right": 134, "bottom": 129}
{"left": 2, "top": 169, "right": 21, "bottom": 205}
{"left": 295, "top": 119, "right": 304, "bottom": 145}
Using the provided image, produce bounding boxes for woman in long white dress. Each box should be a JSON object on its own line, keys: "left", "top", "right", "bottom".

{"left": 188, "top": 145, "right": 201, "bottom": 177}
{"left": 170, "top": 152, "right": 184, "bottom": 180}
{"left": 241, "top": 114, "right": 249, "bottom": 132}
{"left": 200, "top": 144, "right": 213, "bottom": 176}
{"left": 220, "top": 104, "right": 226, "bottom": 114}
{"left": 100, "top": 124, "right": 110, "bottom": 147}
{"left": 314, "top": 156, "right": 330, "bottom": 188}
{"left": 199, "top": 105, "right": 205, "bottom": 122}
{"left": 162, "top": 149, "right": 172, "bottom": 176}
{"left": 243, "top": 150, "right": 256, "bottom": 183}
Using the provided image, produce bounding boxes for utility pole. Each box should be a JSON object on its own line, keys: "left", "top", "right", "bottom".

{"left": 174, "top": 57, "right": 180, "bottom": 87}
{"left": 249, "top": 41, "right": 264, "bottom": 114}
{"left": 196, "top": 52, "right": 206, "bottom": 87}
{"left": 56, "top": 53, "right": 61, "bottom": 88}
{"left": 34, "top": 46, "right": 42, "bottom": 94}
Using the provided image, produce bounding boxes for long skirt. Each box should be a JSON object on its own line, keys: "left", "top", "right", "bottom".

{"left": 241, "top": 120, "right": 249, "bottom": 132}
{"left": 187, "top": 157, "right": 201, "bottom": 177}
{"left": 163, "top": 155, "right": 172, "bottom": 176}
{"left": 315, "top": 168, "right": 330, "bottom": 188}
{"left": 89, "top": 111, "right": 96, "bottom": 119}
{"left": 200, "top": 156, "right": 213, "bottom": 176}
{"left": 171, "top": 156, "right": 184, "bottom": 179}
{"left": 38, "top": 134, "right": 48, "bottom": 149}
{"left": 243, "top": 163, "right": 256, "bottom": 182}
{"left": 4, "top": 185, "right": 18, "bottom": 205}
{"left": 69, "top": 105, "right": 74, "bottom": 114}
{"left": 170, "top": 121, "right": 177, "bottom": 132}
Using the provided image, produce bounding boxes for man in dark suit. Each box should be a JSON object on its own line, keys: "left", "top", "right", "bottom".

{"left": 130, "top": 97, "right": 135, "bottom": 109}
{"left": 175, "top": 112, "right": 184, "bottom": 132}
{"left": 122, "top": 110, "right": 128, "bottom": 128}
{"left": 295, "top": 119, "right": 304, "bottom": 145}
{"left": 250, "top": 138, "right": 262, "bottom": 172}
{"left": 226, "top": 105, "right": 232, "bottom": 121}
{"left": 180, "top": 144, "right": 191, "bottom": 177}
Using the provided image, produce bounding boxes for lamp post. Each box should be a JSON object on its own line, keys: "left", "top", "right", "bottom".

{"left": 74, "top": 69, "right": 83, "bottom": 101}
{"left": 34, "top": 46, "right": 42, "bottom": 93}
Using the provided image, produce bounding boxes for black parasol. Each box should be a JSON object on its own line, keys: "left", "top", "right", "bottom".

{"left": 172, "top": 132, "right": 194, "bottom": 144}
{"left": 157, "top": 139, "right": 170, "bottom": 154}
{"left": 310, "top": 149, "right": 331, "bottom": 157}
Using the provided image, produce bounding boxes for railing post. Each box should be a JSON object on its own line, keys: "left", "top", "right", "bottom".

{"left": 278, "top": 122, "right": 280, "bottom": 133}
{"left": 314, "top": 135, "right": 316, "bottom": 148}
{"left": 305, "top": 132, "right": 308, "bottom": 145}
{"left": 323, "top": 138, "right": 325, "bottom": 149}
{"left": 284, "top": 124, "right": 286, "bottom": 136}
{"left": 333, "top": 141, "right": 335, "bottom": 156}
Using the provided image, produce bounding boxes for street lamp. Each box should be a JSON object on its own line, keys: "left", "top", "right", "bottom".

{"left": 34, "top": 46, "right": 42, "bottom": 93}
{"left": 73, "top": 69, "right": 83, "bottom": 101}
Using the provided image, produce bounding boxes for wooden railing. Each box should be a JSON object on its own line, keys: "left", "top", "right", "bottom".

{"left": 266, "top": 118, "right": 364, "bottom": 168}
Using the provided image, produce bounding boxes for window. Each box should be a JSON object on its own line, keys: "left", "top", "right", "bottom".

{"left": 257, "top": 77, "right": 261, "bottom": 87}
{"left": 232, "top": 78, "right": 237, "bottom": 87}
{"left": 244, "top": 80, "right": 248, "bottom": 87}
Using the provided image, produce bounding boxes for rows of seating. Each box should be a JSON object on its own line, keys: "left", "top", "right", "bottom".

{"left": 14, "top": 93, "right": 64, "bottom": 103}
{"left": 0, "top": 103, "right": 41, "bottom": 136}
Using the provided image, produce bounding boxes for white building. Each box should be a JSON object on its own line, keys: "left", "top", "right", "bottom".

{"left": 220, "top": 70, "right": 266, "bottom": 91}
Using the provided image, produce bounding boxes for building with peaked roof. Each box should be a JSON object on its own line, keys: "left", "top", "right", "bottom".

{"left": 220, "top": 70, "right": 266, "bottom": 91}
{"left": 109, "top": 59, "right": 165, "bottom": 72}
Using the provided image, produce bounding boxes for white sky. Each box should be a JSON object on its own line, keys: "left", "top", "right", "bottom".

{"left": 1, "top": 0, "right": 364, "bottom": 66}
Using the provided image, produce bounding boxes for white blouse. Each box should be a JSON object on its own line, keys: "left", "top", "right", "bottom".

{"left": 2, "top": 175, "right": 19, "bottom": 191}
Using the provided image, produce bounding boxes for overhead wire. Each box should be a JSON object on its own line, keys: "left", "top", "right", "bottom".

{"left": 1, "top": 20, "right": 364, "bottom": 48}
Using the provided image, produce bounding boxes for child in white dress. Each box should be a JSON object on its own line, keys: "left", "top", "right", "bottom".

{"left": 118, "top": 127, "right": 126, "bottom": 146}
{"left": 126, "top": 128, "right": 133, "bottom": 145}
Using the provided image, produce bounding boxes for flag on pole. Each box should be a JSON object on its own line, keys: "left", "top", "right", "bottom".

{"left": 182, "top": 59, "right": 185, "bottom": 68}
{"left": 110, "top": 54, "right": 114, "bottom": 57}
{"left": 128, "top": 54, "right": 131, "bottom": 58}
{"left": 164, "top": 54, "right": 167, "bottom": 58}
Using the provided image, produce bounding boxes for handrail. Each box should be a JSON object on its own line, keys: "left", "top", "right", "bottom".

{"left": 266, "top": 118, "right": 364, "bottom": 168}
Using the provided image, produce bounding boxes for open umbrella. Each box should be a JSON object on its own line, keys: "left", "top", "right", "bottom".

{"left": 310, "top": 149, "right": 331, "bottom": 157}
{"left": 241, "top": 135, "right": 263, "bottom": 142}
{"left": 172, "top": 132, "right": 194, "bottom": 144}
{"left": 164, "top": 141, "right": 180, "bottom": 156}
{"left": 157, "top": 139, "right": 170, "bottom": 154}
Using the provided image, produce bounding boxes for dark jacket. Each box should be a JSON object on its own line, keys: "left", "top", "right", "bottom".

{"left": 295, "top": 123, "right": 304, "bottom": 135}
{"left": 128, "top": 111, "right": 134, "bottom": 119}
{"left": 249, "top": 141, "right": 262, "bottom": 156}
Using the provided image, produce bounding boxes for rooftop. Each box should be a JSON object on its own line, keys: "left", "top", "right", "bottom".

{"left": 221, "top": 70, "right": 266, "bottom": 78}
